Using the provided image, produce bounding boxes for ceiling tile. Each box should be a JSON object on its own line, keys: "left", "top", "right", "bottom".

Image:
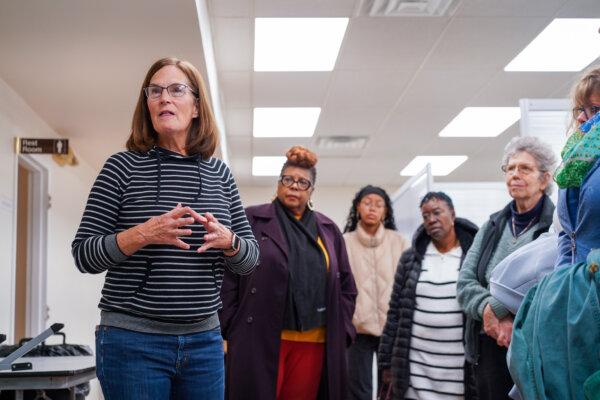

{"left": 475, "top": 125, "right": 521, "bottom": 159}
{"left": 252, "top": 137, "right": 314, "bottom": 155}
{"left": 471, "top": 71, "right": 574, "bottom": 105}
{"left": 311, "top": 156, "right": 358, "bottom": 182}
{"left": 344, "top": 157, "right": 407, "bottom": 186}
{"left": 336, "top": 17, "right": 449, "bottom": 70}
{"left": 456, "top": 0, "right": 567, "bottom": 17}
{"left": 376, "top": 106, "right": 459, "bottom": 143}
{"left": 213, "top": 17, "right": 252, "bottom": 71}
{"left": 556, "top": 0, "right": 600, "bottom": 17}
{"left": 228, "top": 135, "right": 252, "bottom": 157}
{"left": 424, "top": 16, "right": 552, "bottom": 70}
{"left": 397, "top": 68, "right": 495, "bottom": 108}
{"left": 422, "top": 137, "right": 486, "bottom": 154}
{"left": 224, "top": 108, "right": 252, "bottom": 137}
{"left": 253, "top": 72, "right": 331, "bottom": 106}
{"left": 254, "top": 0, "right": 357, "bottom": 17}
{"left": 221, "top": 71, "right": 251, "bottom": 107}
{"left": 325, "top": 69, "right": 413, "bottom": 108}
{"left": 209, "top": 0, "right": 253, "bottom": 17}
{"left": 310, "top": 136, "right": 366, "bottom": 158}
{"left": 315, "top": 106, "right": 390, "bottom": 136}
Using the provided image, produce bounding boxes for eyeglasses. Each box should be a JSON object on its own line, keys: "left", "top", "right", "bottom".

{"left": 279, "top": 175, "right": 312, "bottom": 191}
{"left": 501, "top": 163, "right": 538, "bottom": 175}
{"left": 572, "top": 105, "right": 600, "bottom": 120}
{"left": 144, "top": 83, "right": 197, "bottom": 100}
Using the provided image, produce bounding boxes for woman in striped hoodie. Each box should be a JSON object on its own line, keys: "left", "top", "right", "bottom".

{"left": 72, "top": 57, "right": 258, "bottom": 400}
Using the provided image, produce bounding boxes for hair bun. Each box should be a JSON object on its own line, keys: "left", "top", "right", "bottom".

{"left": 285, "top": 146, "right": 318, "bottom": 169}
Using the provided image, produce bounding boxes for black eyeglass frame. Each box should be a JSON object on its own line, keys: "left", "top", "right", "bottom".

{"left": 279, "top": 175, "right": 312, "bottom": 191}
{"left": 572, "top": 105, "right": 600, "bottom": 120}
{"left": 143, "top": 83, "right": 198, "bottom": 99}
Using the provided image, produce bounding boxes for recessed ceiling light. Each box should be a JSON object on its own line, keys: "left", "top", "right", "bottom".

{"left": 254, "top": 18, "right": 349, "bottom": 71}
{"left": 439, "top": 107, "right": 521, "bottom": 137}
{"left": 252, "top": 156, "right": 287, "bottom": 176}
{"left": 505, "top": 18, "right": 600, "bottom": 72}
{"left": 400, "top": 155, "right": 468, "bottom": 176}
{"left": 253, "top": 108, "right": 321, "bottom": 138}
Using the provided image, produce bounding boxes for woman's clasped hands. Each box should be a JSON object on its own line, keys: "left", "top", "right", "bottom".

{"left": 133, "top": 203, "right": 234, "bottom": 253}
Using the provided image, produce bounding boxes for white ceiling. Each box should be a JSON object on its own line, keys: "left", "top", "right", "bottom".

{"left": 210, "top": 0, "right": 600, "bottom": 186}
{"left": 1, "top": 0, "right": 599, "bottom": 188}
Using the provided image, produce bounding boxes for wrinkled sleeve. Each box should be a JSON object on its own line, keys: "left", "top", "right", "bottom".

{"left": 456, "top": 222, "right": 509, "bottom": 320}
{"left": 223, "top": 168, "right": 259, "bottom": 275}
{"left": 555, "top": 229, "right": 572, "bottom": 268}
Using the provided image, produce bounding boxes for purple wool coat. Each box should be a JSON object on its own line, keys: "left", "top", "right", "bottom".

{"left": 219, "top": 203, "right": 358, "bottom": 400}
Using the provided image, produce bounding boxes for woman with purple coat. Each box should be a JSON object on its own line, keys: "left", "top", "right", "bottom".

{"left": 219, "top": 146, "right": 357, "bottom": 400}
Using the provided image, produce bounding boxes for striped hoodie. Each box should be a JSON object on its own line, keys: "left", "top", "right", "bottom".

{"left": 72, "top": 147, "right": 259, "bottom": 324}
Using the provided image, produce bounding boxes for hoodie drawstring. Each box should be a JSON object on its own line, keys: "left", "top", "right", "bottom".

{"left": 193, "top": 159, "right": 202, "bottom": 203}
{"left": 155, "top": 150, "right": 163, "bottom": 203}
{"left": 152, "top": 147, "right": 202, "bottom": 204}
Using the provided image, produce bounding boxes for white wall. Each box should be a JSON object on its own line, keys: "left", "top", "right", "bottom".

{"left": 0, "top": 77, "right": 104, "bottom": 399}
{"left": 433, "top": 182, "right": 512, "bottom": 227}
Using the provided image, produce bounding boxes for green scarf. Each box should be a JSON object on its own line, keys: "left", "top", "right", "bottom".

{"left": 555, "top": 112, "right": 600, "bottom": 189}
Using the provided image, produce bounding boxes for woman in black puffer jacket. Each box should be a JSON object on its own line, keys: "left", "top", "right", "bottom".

{"left": 379, "top": 192, "right": 478, "bottom": 400}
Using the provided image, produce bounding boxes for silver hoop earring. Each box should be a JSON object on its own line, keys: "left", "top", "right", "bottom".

{"left": 307, "top": 200, "right": 315, "bottom": 210}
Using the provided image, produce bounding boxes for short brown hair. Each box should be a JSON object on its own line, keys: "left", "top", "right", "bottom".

{"left": 127, "top": 57, "right": 219, "bottom": 158}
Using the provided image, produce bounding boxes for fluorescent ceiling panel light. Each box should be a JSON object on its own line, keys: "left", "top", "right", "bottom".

{"left": 505, "top": 18, "right": 600, "bottom": 72}
{"left": 253, "top": 107, "right": 321, "bottom": 137}
{"left": 252, "top": 156, "right": 287, "bottom": 176}
{"left": 400, "top": 155, "right": 468, "bottom": 176}
{"left": 254, "top": 18, "right": 348, "bottom": 71}
{"left": 439, "top": 107, "right": 521, "bottom": 137}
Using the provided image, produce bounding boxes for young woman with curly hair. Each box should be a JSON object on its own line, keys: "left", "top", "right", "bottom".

{"left": 343, "top": 186, "right": 408, "bottom": 400}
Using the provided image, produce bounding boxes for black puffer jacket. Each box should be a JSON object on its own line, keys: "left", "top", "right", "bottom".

{"left": 378, "top": 218, "right": 478, "bottom": 399}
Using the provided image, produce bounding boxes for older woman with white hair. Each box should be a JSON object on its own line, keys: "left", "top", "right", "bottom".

{"left": 456, "top": 136, "right": 557, "bottom": 400}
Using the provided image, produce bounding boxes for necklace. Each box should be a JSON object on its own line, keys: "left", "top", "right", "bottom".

{"left": 511, "top": 216, "right": 537, "bottom": 238}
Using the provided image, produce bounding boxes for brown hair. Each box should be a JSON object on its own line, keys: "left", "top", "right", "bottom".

{"left": 569, "top": 65, "right": 600, "bottom": 131}
{"left": 280, "top": 146, "right": 318, "bottom": 184}
{"left": 126, "top": 57, "right": 219, "bottom": 158}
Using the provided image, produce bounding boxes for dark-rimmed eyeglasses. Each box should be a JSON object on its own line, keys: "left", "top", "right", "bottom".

{"left": 144, "top": 83, "right": 197, "bottom": 100}
{"left": 573, "top": 105, "right": 600, "bottom": 120}
{"left": 279, "top": 175, "right": 312, "bottom": 191}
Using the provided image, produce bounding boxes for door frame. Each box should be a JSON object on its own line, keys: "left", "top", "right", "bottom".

{"left": 15, "top": 154, "right": 49, "bottom": 338}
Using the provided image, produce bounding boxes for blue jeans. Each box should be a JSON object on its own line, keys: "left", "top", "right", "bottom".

{"left": 95, "top": 325, "right": 224, "bottom": 400}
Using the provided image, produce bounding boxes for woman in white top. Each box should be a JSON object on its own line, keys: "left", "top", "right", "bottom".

{"left": 343, "top": 185, "right": 408, "bottom": 400}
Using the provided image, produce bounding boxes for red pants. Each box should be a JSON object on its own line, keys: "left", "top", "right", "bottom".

{"left": 276, "top": 340, "right": 324, "bottom": 400}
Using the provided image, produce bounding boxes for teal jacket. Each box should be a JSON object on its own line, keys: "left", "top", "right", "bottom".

{"left": 508, "top": 249, "right": 600, "bottom": 400}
